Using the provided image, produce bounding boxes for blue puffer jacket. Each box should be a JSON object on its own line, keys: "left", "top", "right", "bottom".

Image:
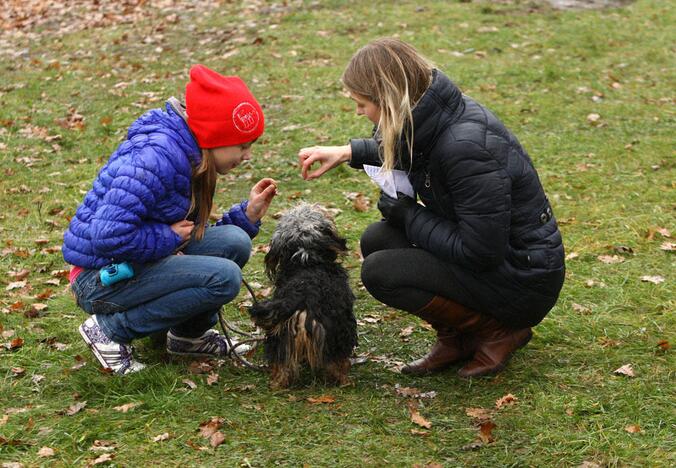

{"left": 62, "top": 102, "right": 259, "bottom": 269}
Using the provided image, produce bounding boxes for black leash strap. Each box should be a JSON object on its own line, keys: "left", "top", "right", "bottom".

{"left": 218, "top": 278, "right": 266, "bottom": 372}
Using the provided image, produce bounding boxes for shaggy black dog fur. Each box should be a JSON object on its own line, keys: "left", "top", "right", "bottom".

{"left": 248, "top": 203, "right": 357, "bottom": 388}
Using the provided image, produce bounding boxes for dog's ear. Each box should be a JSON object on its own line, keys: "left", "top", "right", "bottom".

{"left": 264, "top": 247, "right": 281, "bottom": 281}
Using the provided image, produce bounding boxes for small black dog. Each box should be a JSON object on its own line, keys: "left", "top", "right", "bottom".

{"left": 249, "top": 203, "right": 357, "bottom": 388}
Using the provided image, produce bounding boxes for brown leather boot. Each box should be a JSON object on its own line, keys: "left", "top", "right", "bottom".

{"left": 457, "top": 317, "right": 532, "bottom": 378}
{"left": 400, "top": 296, "right": 476, "bottom": 375}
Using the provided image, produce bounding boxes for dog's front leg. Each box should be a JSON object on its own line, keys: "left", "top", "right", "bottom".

{"left": 325, "top": 358, "right": 352, "bottom": 387}
{"left": 269, "top": 362, "right": 293, "bottom": 389}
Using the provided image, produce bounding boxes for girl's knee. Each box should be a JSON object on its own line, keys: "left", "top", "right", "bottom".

{"left": 220, "top": 225, "right": 252, "bottom": 268}
{"left": 208, "top": 259, "right": 243, "bottom": 304}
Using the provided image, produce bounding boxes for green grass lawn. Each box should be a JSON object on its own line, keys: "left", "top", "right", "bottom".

{"left": 1, "top": 0, "right": 673, "bottom": 466}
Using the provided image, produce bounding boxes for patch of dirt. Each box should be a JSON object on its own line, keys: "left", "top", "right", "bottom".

{"left": 0, "top": 0, "right": 222, "bottom": 38}
{"left": 546, "top": 0, "right": 634, "bottom": 10}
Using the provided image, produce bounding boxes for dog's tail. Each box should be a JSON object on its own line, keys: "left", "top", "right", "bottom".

{"left": 275, "top": 310, "right": 326, "bottom": 371}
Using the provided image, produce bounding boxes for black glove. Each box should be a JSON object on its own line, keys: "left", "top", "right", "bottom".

{"left": 377, "top": 191, "right": 417, "bottom": 228}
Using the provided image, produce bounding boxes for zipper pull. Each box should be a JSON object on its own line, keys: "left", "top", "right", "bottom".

{"left": 425, "top": 171, "right": 431, "bottom": 188}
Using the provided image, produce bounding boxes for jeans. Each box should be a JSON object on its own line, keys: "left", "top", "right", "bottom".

{"left": 71, "top": 225, "right": 252, "bottom": 343}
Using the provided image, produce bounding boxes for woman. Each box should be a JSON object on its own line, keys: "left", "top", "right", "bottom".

{"left": 298, "top": 39, "right": 565, "bottom": 377}
{"left": 63, "top": 65, "right": 277, "bottom": 374}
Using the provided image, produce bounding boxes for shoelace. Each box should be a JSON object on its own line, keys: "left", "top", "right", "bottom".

{"left": 202, "top": 333, "right": 228, "bottom": 354}
{"left": 116, "top": 345, "right": 134, "bottom": 374}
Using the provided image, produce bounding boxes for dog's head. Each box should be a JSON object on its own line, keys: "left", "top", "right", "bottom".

{"left": 265, "top": 203, "right": 347, "bottom": 280}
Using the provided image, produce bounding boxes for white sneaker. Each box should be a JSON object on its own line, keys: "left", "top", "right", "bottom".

{"left": 78, "top": 315, "right": 146, "bottom": 375}
{"left": 166, "top": 329, "right": 251, "bottom": 357}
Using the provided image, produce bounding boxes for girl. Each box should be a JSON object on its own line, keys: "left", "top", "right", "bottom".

{"left": 63, "top": 65, "right": 277, "bottom": 375}
{"left": 298, "top": 39, "right": 565, "bottom": 378}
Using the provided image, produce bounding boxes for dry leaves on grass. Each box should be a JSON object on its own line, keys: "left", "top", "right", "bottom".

{"left": 152, "top": 433, "right": 171, "bottom": 442}
{"left": 625, "top": 424, "right": 641, "bottom": 433}
{"left": 614, "top": 364, "right": 635, "bottom": 377}
{"left": 89, "top": 440, "right": 116, "bottom": 453}
{"left": 478, "top": 421, "right": 496, "bottom": 444}
{"left": 306, "top": 395, "right": 336, "bottom": 404}
{"left": 37, "top": 446, "right": 55, "bottom": 458}
{"left": 465, "top": 407, "right": 495, "bottom": 422}
{"left": 645, "top": 226, "right": 671, "bottom": 240}
{"left": 113, "top": 402, "right": 140, "bottom": 413}
{"left": 408, "top": 401, "right": 432, "bottom": 429}
{"left": 182, "top": 378, "right": 197, "bottom": 390}
{"left": 209, "top": 431, "right": 225, "bottom": 448}
{"left": 87, "top": 453, "right": 114, "bottom": 466}
{"left": 656, "top": 340, "right": 670, "bottom": 351}
{"left": 597, "top": 254, "right": 624, "bottom": 264}
{"left": 640, "top": 275, "right": 665, "bottom": 285}
{"left": 495, "top": 393, "right": 518, "bottom": 409}
{"left": 198, "top": 417, "right": 224, "bottom": 439}
{"left": 206, "top": 372, "right": 219, "bottom": 386}
{"left": 394, "top": 384, "right": 437, "bottom": 400}
{"left": 59, "top": 401, "right": 86, "bottom": 416}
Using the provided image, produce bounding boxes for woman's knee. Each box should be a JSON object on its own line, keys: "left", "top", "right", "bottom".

{"left": 360, "top": 252, "right": 395, "bottom": 301}
{"left": 360, "top": 221, "right": 408, "bottom": 258}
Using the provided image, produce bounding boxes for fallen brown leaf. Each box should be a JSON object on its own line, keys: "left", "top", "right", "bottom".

{"left": 597, "top": 254, "right": 624, "bottom": 264}
{"left": 152, "top": 433, "right": 170, "bottom": 442}
{"left": 640, "top": 275, "right": 665, "bottom": 285}
{"left": 37, "top": 446, "right": 55, "bottom": 458}
{"left": 183, "top": 378, "right": 197, "bottom": 389}
{"left": 209, "top": 431, "right": 225, "bottom": 448}
{"left": 307, "top": 395, "right": 336, "bottom": 404}
{"left": 113, "top": 402, "right": 140, "bottom": 413}
{"left": 408, "top": 401, "right": 432, "bottom": 429}
{"left": 62, "top": 401, "right": 87, "bottom": 416}
{"left": 656, "top": 340, "right": 670, "bottom": 351}
{"left": 206, "top": 372, "right": 219, "bottom": 386}
{"left": 198, "top": 417, "right": 224, "bottom": 438}
{"left": 625, "top": 424, "right": 641, "bottom": 433}
{"left": 613, "top": 364, "right": 635, "bottom": 377}
{"left": 465, "top": 407, "right": 495, "bottom": 422}
{"left": 478, "top": 421, "right": 496, "bottom": 444}
{"left": 88, "top": 453, "right": 114, "bottom": 466}
{"left": 495, "top": 393, "right": 518, "bottom": 409}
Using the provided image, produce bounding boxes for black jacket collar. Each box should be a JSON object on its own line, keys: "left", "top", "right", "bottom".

{"left": 400, "top": 69, "right": 464, "bottom": 170}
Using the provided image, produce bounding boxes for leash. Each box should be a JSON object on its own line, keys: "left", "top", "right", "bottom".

{"left": 218, "top": 278, "right": 267, "bottom": 372}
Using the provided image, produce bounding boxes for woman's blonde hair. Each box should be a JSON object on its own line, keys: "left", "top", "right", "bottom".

{"left": 188, "top": 149, "right": 218, "bottom": 240}
{"left": 342, "top": 38, "right": 433, "bottom": 171}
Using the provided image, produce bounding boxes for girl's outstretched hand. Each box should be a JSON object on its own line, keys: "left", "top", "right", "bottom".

{"left": 246, "top": 178, "right": 277, "bottom": 223}
{"left": 298, "top": 145, "right": 352, "bottom": 180}
{"left": 171, "top": 220, "right": 195, "bottom": 241}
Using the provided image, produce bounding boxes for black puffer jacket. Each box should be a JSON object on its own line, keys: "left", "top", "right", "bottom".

{"left": 349, "top": 70, "right": 564, "bottom": 323}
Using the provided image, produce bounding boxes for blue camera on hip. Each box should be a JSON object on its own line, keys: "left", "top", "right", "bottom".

{"left": 99, "top": 262, "right": 134, "bottom": 286}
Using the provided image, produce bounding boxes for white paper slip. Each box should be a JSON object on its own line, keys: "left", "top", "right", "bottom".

{"left": 363, "top": 164, "right": 415, "bottom": 199}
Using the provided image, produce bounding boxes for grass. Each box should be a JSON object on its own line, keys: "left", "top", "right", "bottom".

{"left": 0, "top": 0, "right": 674, "bottom": 466}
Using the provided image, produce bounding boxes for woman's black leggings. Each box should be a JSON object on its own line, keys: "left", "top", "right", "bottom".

{"left": 359, "top": 221, "right": 475, "bottom": 314}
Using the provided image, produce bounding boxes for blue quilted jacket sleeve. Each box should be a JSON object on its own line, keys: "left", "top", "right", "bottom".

{"left": 215, "top": 200, "right": 261, "bottom": 238}
{"left": 89, "top": 146, "right": 183, "bottom": 262}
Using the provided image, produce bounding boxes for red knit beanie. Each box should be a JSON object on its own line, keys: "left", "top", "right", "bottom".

{"left": 185, "top": 64, "right": 264, "bottom": 148}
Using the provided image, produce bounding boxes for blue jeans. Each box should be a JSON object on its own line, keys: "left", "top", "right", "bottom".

{"left": 71, "top": 225, "right": 252, "bottom": 344}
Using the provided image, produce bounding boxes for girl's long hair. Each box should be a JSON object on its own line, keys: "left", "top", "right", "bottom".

{"left": 188, "top": 149, "right": 218, "bottom": 240}
{"left": 342, "top": 38, "right": 433, "bottom": 171}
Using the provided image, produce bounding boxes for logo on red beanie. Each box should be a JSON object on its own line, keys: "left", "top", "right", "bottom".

{"left": 232, "top": 102, "right": 260, "bottom": 134}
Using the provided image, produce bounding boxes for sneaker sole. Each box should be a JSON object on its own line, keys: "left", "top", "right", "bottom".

{"left": 78, "top": 323, "right": 113, "bottom": 372}
{"left": 166, "top": 349, "right": 251, "bottom": 358}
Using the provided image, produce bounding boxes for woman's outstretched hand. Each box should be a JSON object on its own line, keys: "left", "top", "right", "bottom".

{"left": 246, "top": 178, "right": 278, "bottom": 223}
{"left": 298, "top": 145, "right": 352, "bottom": 180}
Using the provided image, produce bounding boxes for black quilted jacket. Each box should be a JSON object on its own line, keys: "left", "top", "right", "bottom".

{"left": 349, "top": 70, "right": 564, "bottom": 299}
